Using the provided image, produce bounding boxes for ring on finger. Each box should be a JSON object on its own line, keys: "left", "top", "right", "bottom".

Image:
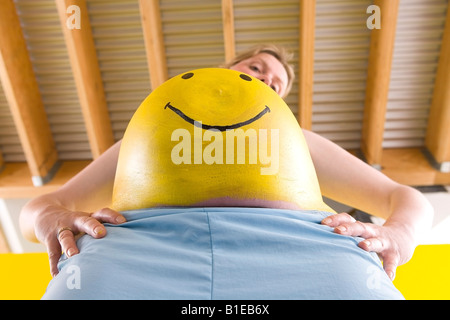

{"left": 57, "top": 226, "right": 73, "bottom": 241}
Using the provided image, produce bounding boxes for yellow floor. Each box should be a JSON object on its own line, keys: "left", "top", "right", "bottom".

{"left": 393, "top": 244, "right": 450, "bottom": 300}
{"left": 0, "top": 244, "right": 449, "bottom": 300}
{"left": 0, "top": 253, "right": 51, "bottom": 300}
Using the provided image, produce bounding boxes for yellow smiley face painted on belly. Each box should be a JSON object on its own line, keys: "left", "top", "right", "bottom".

{"left": 112, "top": 68, "right": 334, "bottom": 213}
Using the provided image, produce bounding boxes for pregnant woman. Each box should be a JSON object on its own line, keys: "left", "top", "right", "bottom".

{"left": 20, "top": 45, "right": 433, "bottom": 299}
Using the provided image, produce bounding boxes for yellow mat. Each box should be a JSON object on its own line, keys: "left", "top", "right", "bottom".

{"left": 0, "top": 244, "right": 449, "bottom": 300}
{"left": 393, "top": 244, "right": 450, "bottom": 300}
{"left": 0, "top": 252, "right": 51, "bottom": 300}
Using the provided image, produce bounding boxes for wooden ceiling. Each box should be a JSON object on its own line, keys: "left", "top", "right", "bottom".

{"left": 0, "top": 0, "right": 449, "bottom": 199}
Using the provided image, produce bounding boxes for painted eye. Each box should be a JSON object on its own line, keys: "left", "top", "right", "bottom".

{"left": 181, "top": 72, "right": 194, "bottom": 79}
{"left": 239, "top": 74, "right": 252, "bottom": 81}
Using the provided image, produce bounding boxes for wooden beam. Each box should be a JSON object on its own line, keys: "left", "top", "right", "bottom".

{"left": 361, "top": 0, "right": 399, "bottom": 166}
{"left": 0, "top": 148, "right": 447, "bottom": 199}
{"left": 0, "top": 0, "right": 59, "bottom": 186}
{"left": 139, "top": 0, "right": 169, "bottom": 89}
{"left": 381, "top": 148, "right": 438, "bottom": 186}
{"left": 222, "top": 0, "right": 236, "bottom": 62}
{"left": 425, "top": 4, "right": 450, "bottom": 172}
{"left": 0, "top": 161, "right": 90, "bottom": 199}
{"left": 0, "top": 152, "right": 4, "bottom": 173}
{"left": 298, "top": 0, "right": 315, "bottom": 130}
{"left": 56, "top": 0, "right": 115, "bottom": 159}
{"left": 381, "top": 148, "right": 450, "bottom": 186}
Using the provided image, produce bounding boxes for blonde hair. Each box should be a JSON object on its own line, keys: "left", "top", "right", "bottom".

{"left": 221, "top": 44, "right": 295, "bottom": 97}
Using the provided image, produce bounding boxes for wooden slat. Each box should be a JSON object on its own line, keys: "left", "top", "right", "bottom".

{"left": 0, "top": 152, "right": 4, "bottom": 172}
{"left": 0, "top": 161, "right": 90, "bottom": 199}
{"left": 0, "top": 0, "right": 59, "bottom": 186}
{"left": 222, "top": 0, "right": 236, "bottom": 62}
{"left": 139, "top": 0, "right": 168, "bottom": 90}
{"left": 0, "top": 146, "right": 446, "bottom": 199}
{"left": 381, "top": 148, "right": 450, "bottom": 186}
{"left": 298, "top": 0, "right": 315, "bottom": 130}
{"left": 361, "top": 0, "right": 399, "bottom": 166}
{"left": 56, "top": 0, "right": 115, "bottom": 159}
{"left": 425, "top": 4, "right": 450, "bottom": 171}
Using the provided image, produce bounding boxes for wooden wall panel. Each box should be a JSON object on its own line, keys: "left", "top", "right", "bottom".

{"left": 425, "top": 4, "right": 450, "bottom": 172}
{"left": 298, "top": 0, "right": 315, "bottom": 130}
{"left": 312, "top": 0, "right": 371, "bottom": 150}
{"left": 56, "top": 0, "right": 115, "bottom": 159}
{"left": 139, "top": 0, "right": 169, "bottom": 89}
{"left": 222, "top": 0, "right": 236, "bottom": 61}
{"left": 0, "top": 0, "right": 59, "bottom": 186}
{"left": 361, "top": 0, "right": 399, "bottom": 166}
{"left": 383, "top": 0, "right": 447, "bottom": 149}
{"left": 0, "top": 0, "right": 449, "bottom": 196}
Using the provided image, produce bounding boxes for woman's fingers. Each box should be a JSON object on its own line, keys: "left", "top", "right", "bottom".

{"left": 71, "top": 208, "right": 126, "bottom": 239}
{"left": 58, "top": 227, "right": 79, "bottom": 258}
{"left": 321, "top": 212, "right": 356, "bottom": 227}
{"left": 46, "top": 238, "right": 62, "bottom": 277}
{"left": 73, "top": 214, "right": 106, "bottom": 238}
{"left": 91, "top": 207, "right": 126, "bottom": 224}
{"left": 336, "top": 220, "right": 379, "bottom": 240}
{"left": 360, "top": 237, "right": 398, "bottom": 280}
{"left": 47, "top": 225, "right": 78, "bottom": 277}
{"left": 322, "top": 213, "right": 401, "bottom": 281}
{"left": 323, "top": 213, "right": 379, "bottom": 240}
{"left": 48, "top": 208, "right": 126, "bottom": 277}
{"left": 381, "top": 254, "right": 399, "bottom": 281}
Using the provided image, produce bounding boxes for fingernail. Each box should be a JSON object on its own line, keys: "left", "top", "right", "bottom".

{"left": 116, "top": 216, "right": 126, "bottom": 223}
{"left": 322, "top": 218, "right": 332, "bottom": 225}
{"left": 94, "top": 226, "right": 104, "bottom": 236}
{"left": 67, "top": 248, "right": 76, "bottom": 257}
{"left": 336, "top": 225, "right": 347, "bottom": 233}
{"left": 388, "top": 271, "right": 395, "bottom": 281}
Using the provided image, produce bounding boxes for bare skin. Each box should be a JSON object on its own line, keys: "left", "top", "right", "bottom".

{"left": 20, "top": 53, "right": 433, "bottom": 279}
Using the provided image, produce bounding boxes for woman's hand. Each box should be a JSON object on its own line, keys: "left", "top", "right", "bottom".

{"left": 321, "top": 212, "right": 416, "bottom": 281}
{"left": 34, "top": 206, "right": 126, "bottom": 277}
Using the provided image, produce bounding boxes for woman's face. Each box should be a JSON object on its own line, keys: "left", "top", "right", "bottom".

{"left": 230, "top": 52, "right": 289, "bottom": 98}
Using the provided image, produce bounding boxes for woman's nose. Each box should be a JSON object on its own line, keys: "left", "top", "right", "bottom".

{"left": 258, "top": 76, "right": 272, "bottom": 87}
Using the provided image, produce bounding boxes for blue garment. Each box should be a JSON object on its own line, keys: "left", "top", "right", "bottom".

{"left": 42, "top": 207, "right": 404, "bottom": 300}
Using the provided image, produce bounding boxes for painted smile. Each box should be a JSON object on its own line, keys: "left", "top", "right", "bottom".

{"left": 164, "top": 102, "right": 271, "bottom": 131}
